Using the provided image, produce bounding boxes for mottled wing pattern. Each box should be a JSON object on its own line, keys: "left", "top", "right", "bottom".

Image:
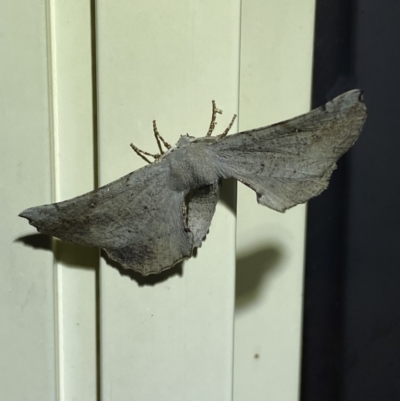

{"left": 19, "top": 162, "right": 193, "bottom": 275}
{"left": 208, "top": 90, "right": 367, "bottom": 212}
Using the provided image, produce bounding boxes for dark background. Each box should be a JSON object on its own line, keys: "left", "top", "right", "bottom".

{"left": 302, "top": 0, "right": 400, "bottom": 400}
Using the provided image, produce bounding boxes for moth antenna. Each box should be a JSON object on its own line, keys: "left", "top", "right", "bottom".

{"left": 206, "top": 100, "right": 223, "bottom": 137}
{"left": 152, "top": 120, "right": 164, "bottom": 154}
{"left": 153, "top": 120, "right": 171, "bottom": 151}
{"left": 219, "top": 114, "right": 237, "bottom": 138}
{"left": 130, "top": 143, "right": 160, "bottom": 164}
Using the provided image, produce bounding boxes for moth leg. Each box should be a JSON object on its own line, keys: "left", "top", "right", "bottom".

{"left": 219, "top": 114, "right": 237, "bottom": 138}
{"left": 206, "top": 100, "right": 223, "bottom": 137}
{"left": 130, "top": 143, "right": 160, "bottom": 164}
{"left": 153, "top": 120, "right": 171, "bottom": 153}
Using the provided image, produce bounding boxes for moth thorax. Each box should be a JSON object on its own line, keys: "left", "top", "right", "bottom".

{"left": 168, "top": 144, "right": 218, "bottom": 190}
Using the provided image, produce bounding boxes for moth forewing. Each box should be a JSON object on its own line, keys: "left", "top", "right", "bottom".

{"left": 208, "top": 90, "right": 366, "bottom": 212}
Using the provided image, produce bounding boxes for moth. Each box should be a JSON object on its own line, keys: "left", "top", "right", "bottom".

{"left": 20, "top": 90, "right": 367, "bottom": 276}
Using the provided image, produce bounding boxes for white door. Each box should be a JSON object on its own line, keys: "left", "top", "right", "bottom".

{"left": 1, "top": 1, "right": 315, "bottom": 400}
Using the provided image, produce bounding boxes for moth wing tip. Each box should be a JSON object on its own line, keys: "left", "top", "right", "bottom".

{"left": 19, "top": 208, "right": 34, "bottom": 221}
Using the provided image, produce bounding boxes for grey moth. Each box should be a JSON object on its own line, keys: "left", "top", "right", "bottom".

{"left": 20, "top": 90, "right": 367, "bottom": 275}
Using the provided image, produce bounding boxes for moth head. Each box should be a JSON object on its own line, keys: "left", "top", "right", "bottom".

{"left": 176, "top": 135, "right": 194, "bottom": 147}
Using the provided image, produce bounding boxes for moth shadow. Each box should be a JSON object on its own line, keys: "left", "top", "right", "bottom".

{"left": 219, "top": 178, "right": 237, "bottom": 214}
{"left": 235, "top": 245, "right": 283, "bottom": 310}
{"left": 101, "top": 250, "right": 183, "bottom": 286}
{"left": 16, "top": 233, "right": 182, "bottom": 284}
{"left": 16, "top": 233, "right": 99, "bottom": 270}
{"left": 16, "top": 233, "right": 52, "bottom": 251}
